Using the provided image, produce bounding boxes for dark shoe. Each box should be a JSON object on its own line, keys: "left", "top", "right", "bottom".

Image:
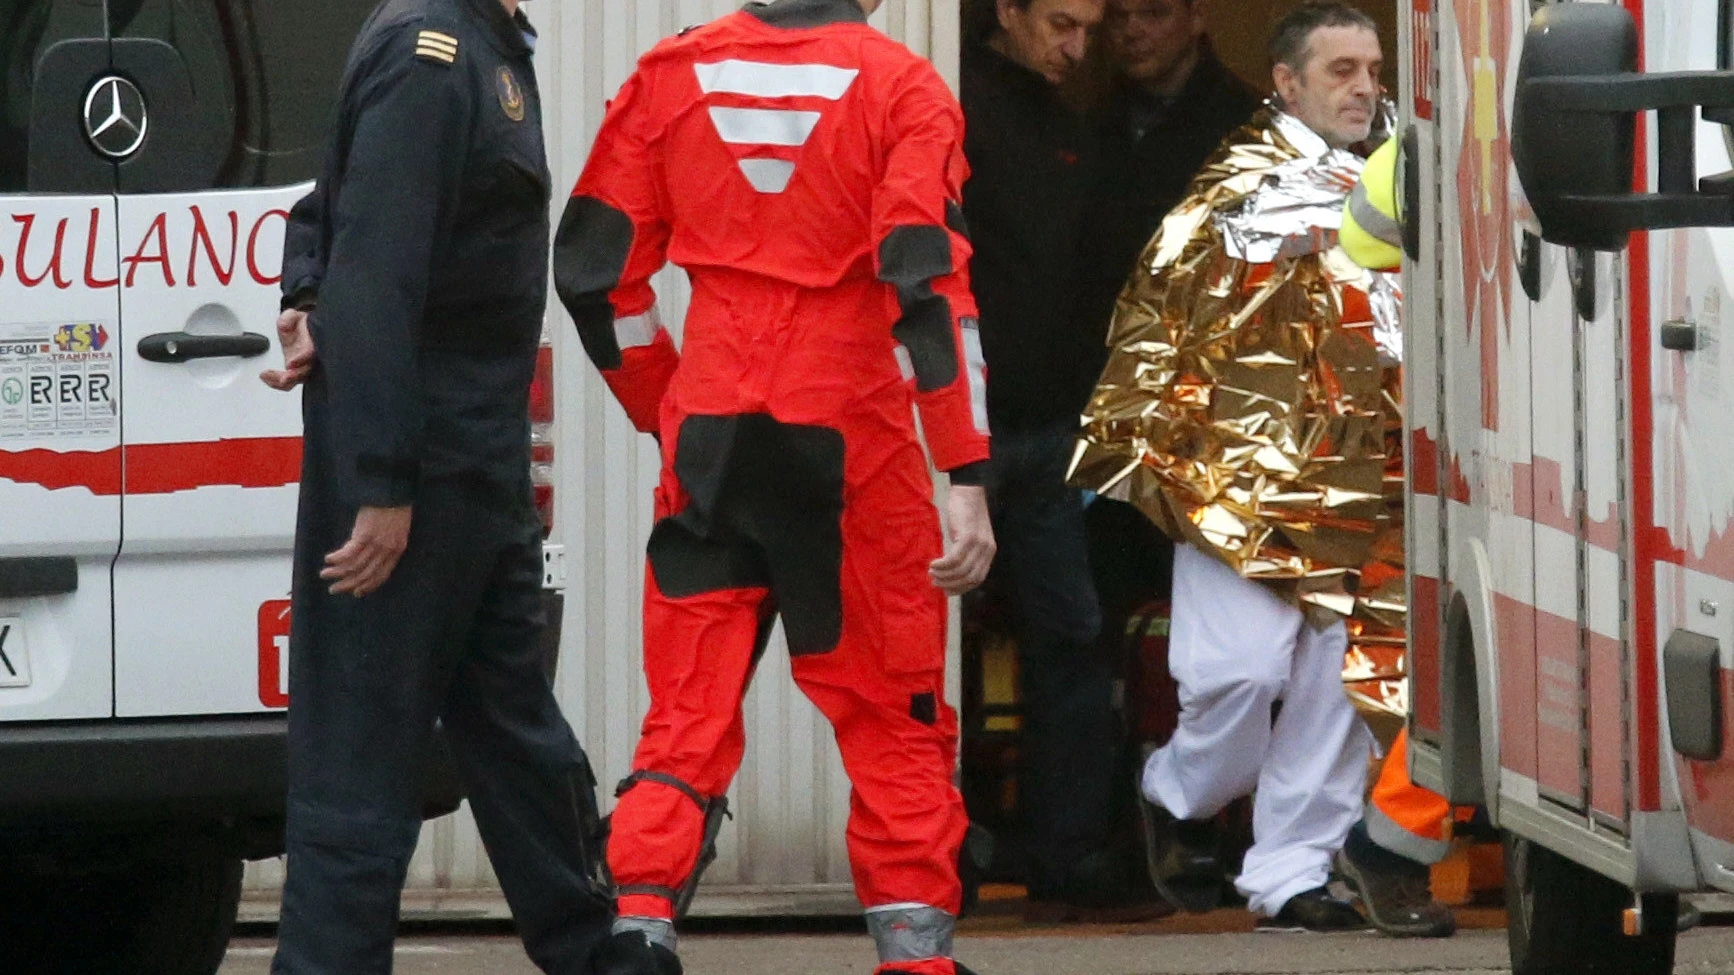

{"left": 1024, "top": 848, "right": 1177, "bottom": 924}
{"left": 1134, "top": 773, "right": 1223, "bottom": 913}
{"left": 1255, "top": 887, "right": 1369, "bottom": 933}
{"left": 589, "top": 931, "right": 682, "bottom": 975}
{"left": 1336, "top": 844, "right": 1457, "bottom": 937}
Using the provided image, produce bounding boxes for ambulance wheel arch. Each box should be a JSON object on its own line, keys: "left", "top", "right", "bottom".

{"left": 1432, "top": 533, "right": 1503, "bottom": 824}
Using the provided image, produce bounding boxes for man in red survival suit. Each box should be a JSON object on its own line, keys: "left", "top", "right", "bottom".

{"left": 553, "top": 1, "right": 996, "bottom": 974}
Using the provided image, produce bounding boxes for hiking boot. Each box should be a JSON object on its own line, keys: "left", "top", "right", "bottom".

{"left": 1335, "top": 842, "right": 1456, "bottom": 938}
{"left": 1255, "top": 886, "right": 1369, "bottom": 933}
{"left": 590, "top": 930, "right": 682, "bottom": 975}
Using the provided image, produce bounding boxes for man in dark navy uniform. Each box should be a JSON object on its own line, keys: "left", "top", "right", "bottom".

{"left": 262, "top": 0, "right": 613, "bottom": 972}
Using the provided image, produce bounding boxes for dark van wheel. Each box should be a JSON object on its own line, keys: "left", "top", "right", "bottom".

{"left": 0, "top": 837, "right": 244, "bottom": 975}
{"left": 1505, "top": 832, "right": 1677, "bottom": 975}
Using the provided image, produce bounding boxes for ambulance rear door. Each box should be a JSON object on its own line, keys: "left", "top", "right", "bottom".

{"left": 1648, "top": 0, "right": 1734, "bottom": 893}
{"left": 0, "top": 0, "right": 122, "bottom": 722}
{"left": 1517, "top": 0, "right": 1631, "bottom": 828}
{"left": 106, "top": 0, "right": 370, "bottom": 718}
{"left": 1507, "top": 0, "right": 1734, "bottom": 889}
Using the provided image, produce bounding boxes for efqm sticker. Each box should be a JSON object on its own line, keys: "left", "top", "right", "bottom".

{"left": 497, "top": 66, "right": 526, "bottom": 122}
{"left": 0, "top": 321, "right": 116, "bottom": 444}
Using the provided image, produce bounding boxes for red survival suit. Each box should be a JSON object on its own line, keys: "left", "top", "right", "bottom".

{"left": 553, "top": 1, "right": 988, "bottom": 972}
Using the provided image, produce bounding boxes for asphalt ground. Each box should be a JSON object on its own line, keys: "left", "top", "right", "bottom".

{"left": 220, "top": 891, "right": 1734, "bottom": 975}
{"left": 220, "top": 923, "right": 1734, "bottom": 975}
{"left": 222, "top": 882, "right": 1734, "bottom": 974}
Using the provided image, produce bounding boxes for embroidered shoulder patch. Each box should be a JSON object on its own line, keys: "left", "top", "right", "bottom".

{"left": 415, "top": 29, "right": 458, "bottom": 65}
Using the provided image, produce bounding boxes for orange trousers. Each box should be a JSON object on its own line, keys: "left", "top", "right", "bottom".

{"left": 1367, "top": 729, "right": 1460, "bottom": 865}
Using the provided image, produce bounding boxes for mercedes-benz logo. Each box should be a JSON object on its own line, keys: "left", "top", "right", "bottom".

{"left": 83, "top": 76, "right": 148, "bottom": 160}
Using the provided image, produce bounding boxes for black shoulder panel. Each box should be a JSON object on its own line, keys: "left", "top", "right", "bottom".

{"left": 878, "top": 224, "right": 960, "bottom": 392}
{"left": 744, "top": 0, "right": 868, "bottom": 29}
{"left": 553, "top": 195, "right": 634, "bottom": 371}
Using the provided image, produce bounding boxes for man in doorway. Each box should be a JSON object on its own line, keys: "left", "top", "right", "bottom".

{"left": 554, "top": 0, "right": 995, "bottom": 972}
{"left": 962, "top": 0, "right": 1164, "bottom": 921}
{"left": 1073, "top": 7, "right": 1260, "bottom": 870}
{"left": 1075, "top": 0, "right": 1393, "bottom": 933}
{"left": 1077, "top": 0, "right": 1260, "bottom": 348}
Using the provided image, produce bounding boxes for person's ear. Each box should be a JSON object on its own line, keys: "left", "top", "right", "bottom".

{"left": 1272, "top": 62, "right": 1298, "bottom": 102}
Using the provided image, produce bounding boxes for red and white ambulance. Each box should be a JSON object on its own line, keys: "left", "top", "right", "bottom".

{"left": 0, "top": 4, "right": 559, "bottom": 971}
{"left": 1406, "top": 0, "right": 1734, "bottom": 969}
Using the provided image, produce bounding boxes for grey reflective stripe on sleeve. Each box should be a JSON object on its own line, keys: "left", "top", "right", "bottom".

{"left": 615, "top": 305, "right": 662, "bottom": 350}
{"left": 1348, "top": 181, "right": 1403, "bottom": 248}
{"left": 1365, "top": 803, "right": 1452, "bottom": 866}
{"left": 961, "top": 317, "right": 988, "bottom": 434}
{"left": 893, "top": 346, "right": 916, "bottom": 381}
{"left": 613, "top": 915, "right": 678, "bottom": 952}
{"left": 865, "top": 903, "right": 955, "bottom": 962}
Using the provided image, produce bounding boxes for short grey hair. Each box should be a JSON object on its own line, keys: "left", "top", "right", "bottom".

{"left": 1268, "top": 1, "right": 1378, "bottom": 73}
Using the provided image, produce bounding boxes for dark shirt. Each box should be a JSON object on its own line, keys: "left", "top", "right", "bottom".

{"left": 1074, "top": 45, "right": 1262, "bottom": 375}
{"left": 282, "top": 0, "right": 550, "bottom": 509}
{"left": 960, "top": 43, "right": 1098, "bottom": 434}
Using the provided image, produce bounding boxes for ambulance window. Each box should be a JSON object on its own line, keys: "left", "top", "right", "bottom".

{"left": 107, "top": 0, "right": 373, "bottom": 190}
{"left": 0, "top": 0, "right": 111, "bottom": 194}
{"left": 215, "top": 1, "right": 375, "bottom": 187}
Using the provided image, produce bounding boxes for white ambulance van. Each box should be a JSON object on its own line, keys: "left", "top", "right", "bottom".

{"left": 0, "top": 3, "right": 558, "bottom": 971}
{"left": 1406, "top": 0, "right": 1734, "bottom": 970}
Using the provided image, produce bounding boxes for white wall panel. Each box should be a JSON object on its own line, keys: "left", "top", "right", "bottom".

{"left": 245, "top": 0, "right": 960, "bottom": 917}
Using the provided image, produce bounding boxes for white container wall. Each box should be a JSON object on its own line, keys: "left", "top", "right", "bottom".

{"left": 243, "top": 0, "right": 961, "bottom": 920}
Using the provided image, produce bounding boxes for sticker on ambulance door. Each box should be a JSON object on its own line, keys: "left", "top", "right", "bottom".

{"left": 0, "top": 322, "right": 117, "bottom": 444}
{"left": 258, "top": 600, "right": 291, "bottom": 708}
{"left": 0, "top": 618, "right": 30, "bottom": 688}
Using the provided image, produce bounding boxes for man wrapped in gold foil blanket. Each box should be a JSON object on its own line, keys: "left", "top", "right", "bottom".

{"left": 1070, "top": 105, "right": 1406, "bottom": 718}
{"left": 1075, "top": 1, "right": 1402, "bottom": 932}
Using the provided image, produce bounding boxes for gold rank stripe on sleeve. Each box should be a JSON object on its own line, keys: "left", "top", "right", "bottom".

{"left": 415, "top": 30, "right": 458, "bottom": 64}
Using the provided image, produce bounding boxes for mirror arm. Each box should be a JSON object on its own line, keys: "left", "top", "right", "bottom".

{"left": 1522, "top": 71, "right": 1734, "bottom": 240}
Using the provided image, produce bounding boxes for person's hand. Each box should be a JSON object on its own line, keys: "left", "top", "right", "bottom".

{"left": 322, "top": 506, "right": 412, "bottom": 597}
{"left": 261, "top": 308, "right": 317, "bottom": 391}
{"left": 930, "top": 484, "right": 995, "bottom": 595}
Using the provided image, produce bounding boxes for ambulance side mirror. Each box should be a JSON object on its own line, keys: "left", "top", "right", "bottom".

{"left": 1513, "top": 4, "right": 1734, "bottom": 251}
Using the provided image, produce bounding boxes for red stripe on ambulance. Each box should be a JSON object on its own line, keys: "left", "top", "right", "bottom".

{"left": 0, "top": 436, "right": 301, "bottom": 495}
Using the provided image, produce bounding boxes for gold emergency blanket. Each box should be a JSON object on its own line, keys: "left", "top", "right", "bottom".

{"left": 1069, "top": 108, "right": 1406, "bottom": 718}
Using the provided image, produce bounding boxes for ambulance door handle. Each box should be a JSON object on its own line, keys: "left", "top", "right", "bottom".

{"left": 137, "top": 332, "right": 271, "bottom": 364}
{"left": 1661, "top": 320, "right": 1700, "bottom": 352}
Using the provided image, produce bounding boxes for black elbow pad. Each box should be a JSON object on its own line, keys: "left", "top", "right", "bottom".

{"left": 553, "top": 195, "right": 635, "bottom": 370}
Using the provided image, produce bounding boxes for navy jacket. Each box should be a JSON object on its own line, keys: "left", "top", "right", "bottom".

{"left": 282, "top": 0, "right": 549, "bottom": 508}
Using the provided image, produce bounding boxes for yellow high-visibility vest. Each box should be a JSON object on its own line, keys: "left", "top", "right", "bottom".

{"left": 1342, "top": 134, "right": 1403, "bottom": 272}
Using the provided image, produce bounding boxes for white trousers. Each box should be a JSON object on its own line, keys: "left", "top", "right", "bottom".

{"left": 1142, "top": 544, "right": 1374, "bottom": 917}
